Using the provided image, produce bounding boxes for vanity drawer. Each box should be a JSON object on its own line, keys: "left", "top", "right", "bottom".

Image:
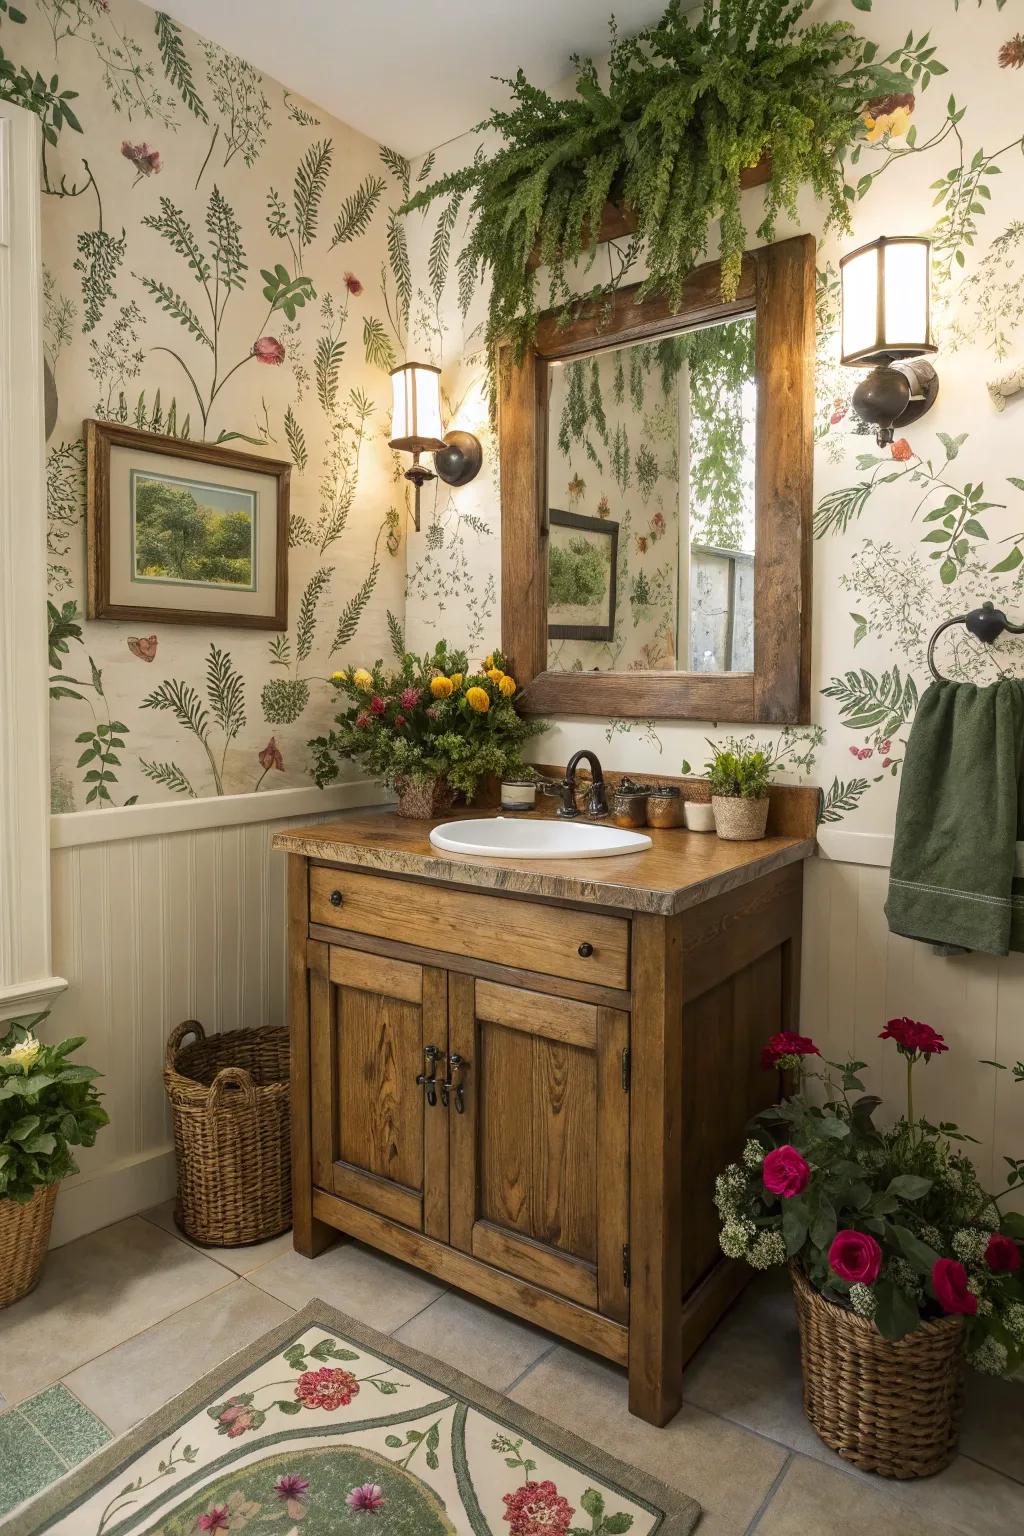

{"left": 309, "top": 866, "right": 629, "bottom": 989}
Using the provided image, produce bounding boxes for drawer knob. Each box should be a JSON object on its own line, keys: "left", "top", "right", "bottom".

{"left": 329, "top": 889, "right": 344, "bottom": 908}
{"left": 578, "top": 941, "right": 594, "bottom": 958}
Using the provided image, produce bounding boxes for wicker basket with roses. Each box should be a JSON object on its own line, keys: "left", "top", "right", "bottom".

{"left": 715, "top": 1020, "right": 1023, "bottom": 1478}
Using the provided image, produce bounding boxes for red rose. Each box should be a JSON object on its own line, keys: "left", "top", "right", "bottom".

{"left": 932, "top": 1257, "right": 977, "bottom": 1315}
{"left": 369, "top": 695, "right": 386, "bottom": 715}
{"left": 890, "top": 438, "right": 913, "bottom": 461}
{"left": 985, "top": 1232, "right": 1021, "bottom": 1273}
{"left": 829, "top": 1229, "right": 882, "bottom": 1285}
{"left": 879, "top": 1018, "right": 948, "bottom": 1059}
{"left": 760, "top": 1032, "right": 820, "bottom": 1071}
{"left": 502, "top": 1480, "right": 573, "bottom": 1536}
{"left": 295, "top": 1366, "right": 360, "bottom": 1410}
{"left": 762, "top": 1145, "right": 810, "bottom": 1198}
{"left": 252, "top": 335, "right": 285, "bottom": 365}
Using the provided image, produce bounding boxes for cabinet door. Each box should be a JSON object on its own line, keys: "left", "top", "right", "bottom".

{"left": 310, "top": 943, "right": 449, "bottom": 1240}
{"left": 448, "top": 974, "right": 630, "bottom": 1321}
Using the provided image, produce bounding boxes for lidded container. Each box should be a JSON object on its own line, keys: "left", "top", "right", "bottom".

{"left": 610, "top": 777, "right": 650, "bottom": 829}
{"left": 645, "top": 785, "right": 684, "bottom": 828}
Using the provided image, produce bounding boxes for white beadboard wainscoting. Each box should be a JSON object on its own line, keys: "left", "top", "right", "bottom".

{"left": 47, "top": 781, "right": 388, "bottom": 1247}
{"left": 804, "top": 842, "right": 1024, "bottom": 1212}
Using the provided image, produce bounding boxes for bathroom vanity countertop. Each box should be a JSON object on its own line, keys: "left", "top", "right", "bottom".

{"left": 272, "top": 808, "right": 816, "bottom": 916}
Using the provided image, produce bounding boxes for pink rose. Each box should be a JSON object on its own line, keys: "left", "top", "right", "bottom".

{"left": 985, "top": 1232, "right": 1021, "bottom": 1273}
{"left": 369, "top": 695, "right": 386, "bottom": 715}
{"left": 932, "top": 1257, "right": 977, "bottom": 1315}
{"left": 762, "top": 1145, "right": 810, "bottom": 1198}
{"left": 252, "top": 335, "right": 285, "bottom": 365}
{"left": 829, "top": 1229, "right": 882, "bottom": 1285}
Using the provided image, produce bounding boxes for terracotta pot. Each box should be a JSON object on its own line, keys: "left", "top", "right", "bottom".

{"left": 712, "top": 794, "right": 769, "bottom": 841}
{"left": 394, "top": 777, "right": 456, "bottom": 819}
{"left": 0, "top": 1183, "right": 59, "bottom": 1308}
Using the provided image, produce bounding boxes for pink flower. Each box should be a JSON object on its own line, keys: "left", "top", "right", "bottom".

{"left": 502, "top": 1480, "right": 574, "bottom": 1536}
{"left": 891, "top": 438, "right": 913, "bottom": 462}
{"left": 879, "top": 739, "right": 891, "bottom": 753}
{"left": 121, "top": 139, "right": 161, "bottom": 177}
{"left": 369, "top": 695, "right": 386, "bottom": 715}
{"left": 216, "top": 1398, "right": 259, "bottom": 1438}
{"left": 879, "top": 1018, "right": 948, "bottom": 1060}
{"left": 296, "top": 1365, "right": 360, "bottom": 1410}
{"left": 830, "top": 406, "right": 847, "bottom": 425}
{"left": 762, "top": 1145, "right": 810, "bottom": 1198}
{"left": 426, "top": 705, "right": 438, "bottom": 720}
{"left": 258, "top": 736, "right": 283, "bottom": 772}
{"left": 985, "top": 1232, "right": 1021, "bottom": 1273}
{"left": 399, "top": 686, "right": 420, "bottom": 710}
{"left": 932, "top": 1257, "right": 977, "bottom": 1315}
{"left": 882, "top": 758, "right": 893, "bottom": 768}
{"left": 761, "top": 1032, "right": 820, "bottom": 1071}
{"left": 829, "top": 1230, "right": 882, "bottom": 1285}
{"left": 849, "top": 745, "right": 861, "bottom": 758}
{"left": 252, "top": 335, "right": 285, "bottom": 365}
{"left": 346, "top": 1483, "right": 385, "bottom": 1513}
{"left": 197, "top": 1507, "right": 230, "bottom": 1531}
{"left": 275, "top": 1474, "right": 309, "bottom": 1519}
{"left": 394, "top": 714, "right": 406, "bottom": 728}
{"left": 859, "top": 748, "right": 874, "bottom": 760}
{"left": 343, "top": 271, "right": 364, "bottom": 296}
{"left": 355, "top": 711, "right": 371, "bottom": 728}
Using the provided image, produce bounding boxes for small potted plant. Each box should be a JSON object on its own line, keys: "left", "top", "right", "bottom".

{"left": 705, "top": 737, "right": 772, "bottom": 841}
{"left": 0, "top": 1013, "right": 109, "bottom": 1307}
{"left": 715, "top": 1023, "right": 1024, "bottom": 1478}
{"left": 310, "top": 641, "right": 547, "bottom": 817}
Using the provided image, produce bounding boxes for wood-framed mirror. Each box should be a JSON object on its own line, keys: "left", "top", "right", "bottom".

{"left": 499, "top": 233, "right": 815, "bottom": 722}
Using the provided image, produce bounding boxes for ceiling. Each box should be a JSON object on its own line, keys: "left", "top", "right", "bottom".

{"left": 144, "top": 0, "right": 671, "bottom": 157}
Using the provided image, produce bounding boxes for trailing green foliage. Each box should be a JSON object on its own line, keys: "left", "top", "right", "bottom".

{"left": 0, "top": 1016, "right": 109, "bottom": 1204}
{"left": 404, "top": 0, "right": 902, "bottom": 400}
{"left": 154, "top": 11, "right": 207, "bottom": 123}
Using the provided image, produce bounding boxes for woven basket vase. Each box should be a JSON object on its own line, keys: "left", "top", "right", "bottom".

{"left": 0, "top": 1183, "right": 59, "bottom": 1308}
{"left": 791, "top": 1263, "right": 967, "bottom": 1479}
{"left": 163, "top": 1021, "right": 291, "bottom": 1247}
{"left": 394, "top": 777, "right": 456, "bottom": 818}
{"left": 712, "top": 794, "right": 769, "bottom": 841}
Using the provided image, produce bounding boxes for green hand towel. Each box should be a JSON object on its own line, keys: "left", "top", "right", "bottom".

{"left": 885, "top": 678, "right": 1024, "bottom": 955}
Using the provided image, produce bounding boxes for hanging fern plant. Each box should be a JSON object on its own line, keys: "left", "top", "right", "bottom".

{"left": 404, "top": 0, "right": 903, "bottom": 391}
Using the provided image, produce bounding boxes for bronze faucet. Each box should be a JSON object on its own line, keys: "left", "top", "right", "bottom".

{"left": 542, "top": 749, "right": 610, "bottom": 819}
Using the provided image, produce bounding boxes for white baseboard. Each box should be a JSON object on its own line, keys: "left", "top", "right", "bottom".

{"left": 50, "top": 1146, "right": 176, "bottom": 1248}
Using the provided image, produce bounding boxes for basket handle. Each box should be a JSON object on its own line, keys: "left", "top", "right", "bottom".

{"left": 207, "top": 1065, "right": 257, "bottom": 1111}
{"left": 165, "top": 1019, "right": 205, "bottom": 1071}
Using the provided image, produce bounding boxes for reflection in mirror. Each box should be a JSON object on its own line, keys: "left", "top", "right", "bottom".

{"left": 545, "top": 316, "right": 756, "bottom": 674}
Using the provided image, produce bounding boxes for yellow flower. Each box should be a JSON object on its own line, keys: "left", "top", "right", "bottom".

{"left": 862, "top": 105, "right": 912, "bottom": 144}
{"left": 485, "top": 668, "right": 504, "bottom": 685}
{"left": 499, "top": 675, "right": 517, "bottom": 697}
{"left": 331, "top": 670, "right": 347, "bottom": 684}
{"left": 3, "top": 1035, "right": 41, "bottom": 1073}
{"left": 449, "top": 673, "right": 463, "bottom": 688}
{"left": 482, "top": 654, "right": 494, "bottom": 671}
{"left": 466, "top": 686, "right": 490, "bottom": 713}
{"left": 352, "top": 668, "right": 373, "bottom": 691}
{"left": 430, "top": 675, "right": 454, "bottom": 699}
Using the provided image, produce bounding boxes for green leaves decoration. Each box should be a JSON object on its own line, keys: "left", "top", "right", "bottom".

{"left": 137, "top": 278, "right": 212, "bottom": 347}
{"left": 154, "top": 12, "right": 207, "bottom": 123}
{"left": 821, "top": 666, "right": 918, "bottom": 739}
{"left": 362, "top": 315, "right": 396, "bottom": 372}
{"left": 0, "top": 1016, "right": 109, "bottom": 1204}
{"left": 284, "top": 405, "right": 307, "bottom": 471}
{"left": 330, "top": 173, "right": 386, "bottom": 247}
{"left": 260, "top": 263, "right": 315, "bottom": 321}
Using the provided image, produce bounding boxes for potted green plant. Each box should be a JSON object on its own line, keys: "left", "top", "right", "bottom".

{"left": 705, "top": 738, "right": 772, "bottom": 840}
{"left": 310, "top": 642, "right": 548, "bottom": 817}
{"left": 0, "top": 1013, "right": 109, "bottom": 1307}
{"left": 715, "top": 1023, "right": 1024, "bottom": 1478}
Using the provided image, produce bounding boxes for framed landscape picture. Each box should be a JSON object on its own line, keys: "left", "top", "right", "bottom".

{"left": 85, "top": 421, "right": 290, "bottom": 629}
{"left": 547, "top": 507, "right": 619, "bottom": 641}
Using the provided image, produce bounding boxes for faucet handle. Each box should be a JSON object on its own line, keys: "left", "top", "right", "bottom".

{"left": 585, "top": 780, "right": 610, "bottom": 818}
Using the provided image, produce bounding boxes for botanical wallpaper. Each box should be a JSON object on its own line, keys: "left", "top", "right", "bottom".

{"left": 14, "top": 0, "right": 415, "bottom": 808}
{"left": 403, "top": 0, "right": 1024, "bottom": 832}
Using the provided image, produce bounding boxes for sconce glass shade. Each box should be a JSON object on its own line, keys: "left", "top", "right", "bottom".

{"left": 389, "top": 362, "right": 445, "bottom": 453}
{"left": 840, "top": 236, "right": 937, "bottom": 366}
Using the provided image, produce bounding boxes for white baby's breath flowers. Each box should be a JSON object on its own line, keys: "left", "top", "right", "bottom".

{"left": 1, "top": 1034, "right": 41, "bottom": 1073}
{"left": 952, "top": 1228, "right": 988, "bottom": 1266}
{"left": 918, "top": 1224, "right": 943, "bottom": 1250}
{"left": 720, "top": 1218, "right": 756, "bottom": 1259}
{"left": 714, "top": 1164, "right": 747, "bottom": 1217}
{"left": 885, "top": 1256, "right": 923, "bottom": 1297}
{"left": 742, "top": 1139, "right": 765, "bottom": 1169}
{"left": 748, "top": 1230, "right": 786, "bottom": 1269}
{"left": 849, "top": 1283, "right": 877, "bottom": 1320}
{"left": 968, "top": 1335, "right": 1008, "bottom": 1376}
{"left": 1005, "top": 1302, "right": 1024, "bottom": 1343}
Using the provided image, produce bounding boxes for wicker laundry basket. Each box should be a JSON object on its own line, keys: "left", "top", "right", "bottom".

{"left": 0, "top": 1183, "right": 59, "bottom": 1308}
{"left": 163, "top": 1020, "right": 291, "bottom": 1247}
{"left": 791, "top": 1262, "right": 967, "bottom": 1479}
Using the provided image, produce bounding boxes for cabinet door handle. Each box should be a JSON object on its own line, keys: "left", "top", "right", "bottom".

{"left": 578, "top": 941, "right": 594, "bottom": 958}
{"left": 416, "top": 1044, "right": 440, "bottom": 1107}
{"left": 329, "top": 889, "right": 344, "bottom": 908}
{"left": 448, "top": 1052, "right": 468, "bottom": 1114}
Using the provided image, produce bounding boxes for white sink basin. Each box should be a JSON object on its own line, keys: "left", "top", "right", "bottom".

{"left": 429, "top": 816, "right": 652, "bottom": 859}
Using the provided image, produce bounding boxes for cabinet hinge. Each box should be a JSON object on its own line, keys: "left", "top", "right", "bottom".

{"left": 622, "top": 1243, "right": 631, "bottom": 1289}
{"left": 620, "top": 1047, "right": 631, "bottom": 1092}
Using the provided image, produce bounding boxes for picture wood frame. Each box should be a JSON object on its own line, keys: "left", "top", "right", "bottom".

{"left": 85, "top": 420, "right": 290, "bottom": 630}
{"left": 499, "top": 233, "right": 815, "bottom": 723}
{"left": 547, "top": 508, "right": 619, "bottom": 642}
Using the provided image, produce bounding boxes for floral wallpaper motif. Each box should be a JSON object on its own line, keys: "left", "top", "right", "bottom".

{"left": 12, "top": 0, "right": 412, "bottom": 807}
{"left": 404, "top": 0, "right": 1024, "bottom": 831}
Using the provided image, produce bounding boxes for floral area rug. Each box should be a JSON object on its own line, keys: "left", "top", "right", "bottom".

{"left": 8, "top": 1300, "right": 700, "bottom": 1536}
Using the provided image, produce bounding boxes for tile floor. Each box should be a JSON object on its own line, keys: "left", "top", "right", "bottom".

{"left": 0, "top": 1203, "right": 1020, "bottom": 1533}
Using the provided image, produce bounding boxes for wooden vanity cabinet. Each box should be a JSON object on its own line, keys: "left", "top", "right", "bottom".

{"left": 284, "top": 833, "right": 809, "bottom": 1429}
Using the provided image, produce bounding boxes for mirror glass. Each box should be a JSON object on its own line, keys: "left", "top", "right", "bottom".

{"left": 545, "top": 315, "right": 756, "bottom": 673}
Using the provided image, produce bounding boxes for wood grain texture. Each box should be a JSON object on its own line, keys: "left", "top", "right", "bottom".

{"left": 328, "top": 947, "right": 422, "bottom": 1004}
{"left": 309, "top": 863, "right": 629, "bottom": 986}
{"left": 472, "top": 1222, "right": 598, "bottom": 1309}
{"left": 679, "top": 861, "right": 803, "bottom": 1002}
{"left": 447, "top": 971, "right": 478, "bottom": 1256}
{"left": 422, "top": 967, "right": 450, "bottom": 1244}
{"left": 309, "top": 951, "right": 337, "bottom": 1189}
{"left": 475, "top": 979, "right": 597, "bottom": 1047}
{"left": 288, "top": 859, "right": 335, "bottom": 1257}
{"left": 331, "top": 1163, "right": 422, "bottom": 1230}
{"left": 499, "top": 338, "right": 548, "bottom": 686}
{"left": 597, "top": 1007, "right": 630, "bottom": 1325}
{"left": 274, "top": 808, "right": 816, "bottom": 917}
{"left": 311, "top": 1186, "right": 630, "bottom": 1364}
{"left": 336, "top": 984, "right": 424, "bottom": 1194}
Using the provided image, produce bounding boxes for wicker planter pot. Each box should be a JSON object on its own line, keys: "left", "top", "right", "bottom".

{"left": 394, "top": 777, "right": 456, "bottom": 819}
{"left": 163, "top": 1021, "right": 291, "bottom": 1248}
{"left": 0, "top": 1183, "right": 59, "bottom": 1309}
{"left": 791, "top": 1264, "right": 967, "bottom": 1479}
{"left": 712, "top": 794, "right": 769, "bottom": 841}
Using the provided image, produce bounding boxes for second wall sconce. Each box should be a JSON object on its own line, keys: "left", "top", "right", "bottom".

{"left": 388, "top": 361, "right": 483, "bottom": 530}
{"left": 840, "top": 235, "right": 939, "bottom": 448}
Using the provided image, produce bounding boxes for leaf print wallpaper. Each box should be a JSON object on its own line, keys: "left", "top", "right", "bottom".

{"left": 16, "top": 0, "right": 411, "bottom": 808}
{"left": 402, "top": 0, "right": 1024, "bottom": 833}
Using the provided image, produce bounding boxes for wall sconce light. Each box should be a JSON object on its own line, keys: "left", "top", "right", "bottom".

{"left": 388, "top": 361, "right": 483, "bottom": 530}
{"left": 840, "top": 235, "right": 939, "bottom": 447}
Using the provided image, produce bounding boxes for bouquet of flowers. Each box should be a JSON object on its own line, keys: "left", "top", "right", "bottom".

{"left": 309, "top": 641, "right": 547, "bottom": 805}
{"left": 715, "top": 1021, "right": 1024, "bottom": 1376}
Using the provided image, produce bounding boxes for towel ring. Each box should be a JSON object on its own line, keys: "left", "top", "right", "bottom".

{"left": 926, "top": 601, "right": 1024, "bottom": 682}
